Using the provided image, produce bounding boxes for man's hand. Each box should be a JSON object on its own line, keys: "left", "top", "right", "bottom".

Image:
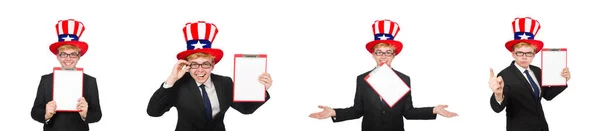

{"left": 562, "top": 67, "right": 571, "bottom": 81}
{"left": 258, "top": 73, "right": 272, "bottom": 90}
{"left": 309, "top": 105, "right": 336, "bottom": 119}
{"left": 489, "top": 68, "right": 504, "bottom": 100}
{"left": 166, "top": 60, "right": 190, "bottom": 85}
{"left": 45, "top": 101, "right": 56, "bottom": 120}
{"left": 433, "top": 104, "right": 458, "bottom": 118}
{"left": 77, "top": 97, "right": 88, "bottom": 119}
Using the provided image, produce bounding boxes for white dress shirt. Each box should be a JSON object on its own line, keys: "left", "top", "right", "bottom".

{"left": 163, "top": 76, "right": 221, "bottom": 118}
{"left": 497, "top": 63, "right": 541, "bottom": 104}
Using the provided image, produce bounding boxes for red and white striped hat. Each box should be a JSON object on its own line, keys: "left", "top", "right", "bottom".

{"left": 49, "top": 19, "right": 89, "bottom": 56}
{"left": 176, "top": 21, "right": 224, "bottom": 64}
{"left": 365, "top": 19, "right": 403, "bottom": 56}
{"left": 505, "top": 17, "right": 544, "bottom": 53}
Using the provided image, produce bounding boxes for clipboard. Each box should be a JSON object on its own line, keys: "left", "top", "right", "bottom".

{"left": 233, "top": 54, "right": 267, "bottom": 102}
{"left": 52, "top": 67, "right": 84, "bottom": 112}
{"left": 364, "top": 63, "right": 411, "bottom": 108}
{"left": 540, "top": 48, "right": 568, "bottom": 87}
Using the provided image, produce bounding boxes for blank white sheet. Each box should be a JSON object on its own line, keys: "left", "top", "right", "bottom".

{"left": 233, "top": 56, "right": 267, "bottom": 101}
{"left": 541, "top": 49, "right": 567, "bottom": 86}
{"left": 53, "top": 70, "right": 83, "bottom": 111}
{"left": 365, "top": 63, "right": 410, "bottom": 108}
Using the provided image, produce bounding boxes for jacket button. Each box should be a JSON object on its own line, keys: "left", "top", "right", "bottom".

{"left": 382, "top": 110, "right": 386, "bottom": 114}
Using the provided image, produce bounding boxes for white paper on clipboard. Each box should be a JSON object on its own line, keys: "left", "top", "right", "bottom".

{"left": 364, "top": 63, "right": 410, "bottom": 108}
{"left": 233, "top": 54, "right": 267, "bottom": 102}
{"left": 53, "top": 67, "right": 83, "bottom": 112}
{"left": 541, "top": 48, "right": 567, "bottom": 86}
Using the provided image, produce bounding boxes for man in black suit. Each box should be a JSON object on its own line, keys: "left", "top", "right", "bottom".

{"left": 147, "top": 21, "right": 272, "bottom": 131}
{"left": 31, "top": 19, "right": 102, "bottom": 131}
{"left": 309, "top": 19, "right": 458, "bottom": 131}
{"left": 489, "top": 17, "right": 571, "bottom": 131}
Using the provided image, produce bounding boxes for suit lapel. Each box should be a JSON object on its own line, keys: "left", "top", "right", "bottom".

{"left": 187, "top": 78, "right": 206, "bottom": 113}
{"left": 365, "top": 68, "right": 384, "bottom": 110}
{"left": 211, "top": 74, "right": 228, "bottom": 111}
{"left": 509, "top": 61, "right": 536, "bottom": 100}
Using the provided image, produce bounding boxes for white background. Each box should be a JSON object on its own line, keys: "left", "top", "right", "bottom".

{"left": 1, "top": 0, "right": 598, "bottom": 131}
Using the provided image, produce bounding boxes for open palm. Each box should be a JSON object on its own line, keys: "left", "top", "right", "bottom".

{"left": 309, "top": 105, "right": 335, "bottom": 119}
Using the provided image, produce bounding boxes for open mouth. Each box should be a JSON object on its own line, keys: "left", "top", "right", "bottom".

{"left": 198, "top": 73, "right": 206, "bottom": 77}
{"left": 63, "top": 61, "right": 74, "bottom": 65}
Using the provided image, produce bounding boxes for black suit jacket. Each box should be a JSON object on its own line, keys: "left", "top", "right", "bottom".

{"left": 147, "top": 73, "right": 270, "bottom": 131}
{"left": 332, "top": 69, "right": 437, "bottom": 131}
{"left": 30, "top": 73, "right": 103, "bottom": 131}
{"left": 490, "top": 61, "right": 568, "bottom": 131}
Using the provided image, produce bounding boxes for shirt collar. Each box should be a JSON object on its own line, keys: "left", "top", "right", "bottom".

{"left": 514, "top": 61, "right": 529, "bottom": 73}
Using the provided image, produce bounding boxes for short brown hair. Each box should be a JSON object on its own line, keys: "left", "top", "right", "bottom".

{"left": 512, "top": 42, "right": 537, "bottom": 51}
{"left": 186, "top": 52, "right": 215, "bottom": 62}
{"left": 57, "top": 44, "right": 81, "bottom": 53}
{"left": 373, "top": 42, "right": 396, "bottom": 52}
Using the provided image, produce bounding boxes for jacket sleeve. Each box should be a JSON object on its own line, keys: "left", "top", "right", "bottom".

{"left": 83, "top": 77, "right": 102, "bottom": 123}
{"left": 541, "top": 85, "right": 568, "bottom": 101}
{"left": 402, "top": 76, "right": 436, "bottom": 120}
{"left": 332, "top": 76, "right": 364, "bottom": 122}
{"left": 146, "top": 76, "right": 186, "bottom": 117}
{"left": 230, "top": 76, "right": 271, "bottom": 114}
{"left": 31, "top": 76, "right": 48, "bottom": 124}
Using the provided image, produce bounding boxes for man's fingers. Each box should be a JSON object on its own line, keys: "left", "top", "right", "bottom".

{"left": 259, "top": 80, "right": 267, "bottom": 85}
{"left": 177, "top": 60, "right": 188, "bottom": 64}
{"left": 309, "top": 113, "right": 327, "bottom": 119}
{"left": 490, "top": 68, "right": 495, "bottom": 78}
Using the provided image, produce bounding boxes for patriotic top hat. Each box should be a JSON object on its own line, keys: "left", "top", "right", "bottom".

{"left": 176, "top": 21, "right": 224, "bottom": 64}
{"left": 365, "top": 19, "right": 403, "bottom": 56}
{"left": 505, "top": 17, "right": 544, "bottom": 53}
{"left": 49, "top": 19, "right": 89, "bottom": 56}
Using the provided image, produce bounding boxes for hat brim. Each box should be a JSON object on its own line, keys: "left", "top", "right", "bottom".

{"left": 366, "top": 40, "right": 403, "bottom": 55}
{"left": 505, "top": 40, "right": 544, "bottom": 53}
{"left": 177, "top": 48, "right": 224, "bottom": 64}
{"left": 49, "top": 41, "right": 89, "bottom": 56}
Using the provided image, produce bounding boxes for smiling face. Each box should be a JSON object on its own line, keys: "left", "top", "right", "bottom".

{"left": 511, "top": 42, "right": 537, "bottom": 69}
{"left": 186, "top": 53, "right": 215, "bottom": 83}
{"left": 56, "top": 45, "right": 81, "bottom": 69}
{"left": 371, "top": 43, "right": 396, "bottom": 66}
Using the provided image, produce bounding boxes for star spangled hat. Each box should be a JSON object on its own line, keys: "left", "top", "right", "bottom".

{"left": 365, "top": 19, "right": 403, "bottom": 56}
{"left": 505, "top": 17, "right": 544, "bottom": 53}
{"left": 49, "top": 19, "right": 89, "bottom": 56}
{"left": 176, "top": 21, "right": 224, "bottom": 64}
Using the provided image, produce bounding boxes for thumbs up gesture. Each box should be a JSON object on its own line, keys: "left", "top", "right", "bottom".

{"left": 489, "top": 68, "right": 504, "bottom": 96}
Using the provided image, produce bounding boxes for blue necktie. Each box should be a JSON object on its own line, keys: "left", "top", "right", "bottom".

{"left": 524, "top": 70, "right": 540, "bottom": 100}
{"left": 199, "top": 84, "right": 212, "bottom": 120}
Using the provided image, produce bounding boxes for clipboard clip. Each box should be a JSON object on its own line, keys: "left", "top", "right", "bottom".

{"left": 240, "top": 54, "right": 261, "bottom": 58}
{"left": 546, "top": 48, "right": 562, "bottom": 51}
{"left": 60, "top": 67, "right": 76, "bottom": 71}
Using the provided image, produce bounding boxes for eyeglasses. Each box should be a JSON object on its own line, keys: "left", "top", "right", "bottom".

{"left": 189, "top": 62, "right": 213, "bottom": 69}
{"left": 58, "top": 52, "right": 80, "bottom": 58}
{"left": 514, "top": 51, "right": 535, "bottom": 57}
{"left": 374, "top": 51, "right": 394, "bottom": 56}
